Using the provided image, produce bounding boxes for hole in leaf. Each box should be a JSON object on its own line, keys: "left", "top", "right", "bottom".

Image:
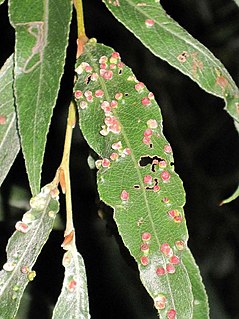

{"left": 133, "top": 185, "right": 140, "bottom": 189}
{"left": 118, "top": 69, "right": 122, "bottom": 75}
{"left": 139, "top": 155, "right": 163, "bottom": 172}
{"left": 145, "top": 178, "right": 159, "bottom": 191}
{"left": 124, "top": 92, "right": 129, "bottom": 97}
{"left": 85, "top": 75, "right": 92, "bottom": 85}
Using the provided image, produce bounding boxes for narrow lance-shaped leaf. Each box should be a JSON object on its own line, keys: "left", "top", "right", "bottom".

{"left": 220, "top": 184, "right": 239, "bottom": 205}
{"left": 74, "top": 41, "right": 209, "bottom": 319}
{"left": 52, "top": 249, "right": 90, "bottom": 319}
{"left": 0, "top": 183, "right": 59, "bottom": 319}
{"left": 182, "top": 250, "right": 209, "bottom": 318}
{"left": 103, "top": 0, "right": 239, "bottom": 124}
{"left": 9, "top": 0, "right": 73, "bottom": 195}
{"left": 0, "top": 56, "right": 20, "bottom": 188}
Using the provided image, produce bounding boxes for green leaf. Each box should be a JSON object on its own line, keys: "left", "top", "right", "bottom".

{"left": 0, "top": 0, "right": 5, "bottom": 5}
{"left": 103, "top": 0, "right": 239, "bottom": 124}
{"left": 183, "top": 250, "right": 209, "bottom": 318}
{"left": 0, "top": 56, "right": 20, "bottom": 188}
{"left": 74, "top": 40, "right": 209, "bottom": 319}
{"left": 52, "top": 249, "right": 90, "bottom": 319}
{"left": 220, "top": 184, "right": 239, "bottom": 205}
{"left": 9, "top": 0, "right": 73, "bottom": 195}
{"left": 0, "top": 183, "right": 59, "bottom": 319}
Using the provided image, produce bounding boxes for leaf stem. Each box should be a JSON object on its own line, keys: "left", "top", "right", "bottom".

{"left": 74, "top": 0, "right": 88, "bottom": 58}
{"left": 74, "top": 0, "right": 85, "bottom": 39}
{"left": 59, "top": 101, "right": 76, "bottom": 245}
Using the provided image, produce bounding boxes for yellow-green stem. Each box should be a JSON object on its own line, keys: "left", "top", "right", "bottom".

{"left": 60, "top": 101, "right": 76, "bottom": 237}
{"left": 74, "top": 0, "right": 88, "bottom": 58}
{"left": 74, "top": 0, "right": 86, "bottom": 39}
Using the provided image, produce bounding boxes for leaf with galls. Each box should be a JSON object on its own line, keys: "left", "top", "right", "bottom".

{"left": 0, "top": 183, "right": 59, "bottom": 319}
{"left": 74, "top": 41, "right": 208, "bottom": 319}
{"left": 52, "top": 250, "right": 90, "bottom": 319}
{"left": 103, "top": 0, "right": 239, "bottom": 125}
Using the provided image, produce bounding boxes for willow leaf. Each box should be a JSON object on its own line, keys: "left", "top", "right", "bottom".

{"left": 183, "top": 250, "right": 209, "bottom": 318}
{"left": 103, "top": 0, "right": 239, "bottom": 123}
{"left": 0, "top": 56, "right": 20, "bottom": 188}
{"left": 52, "top": 249, "right": 90, "bottom": 319}
{"left": 9, "top": 0, "right": 73, "bottom": 195}
{"left": 0, "top": 183, "right": 59, "bottom": 319}
{"left": 74, "top": 40, "right": 209, "bottom": 319}
{"left": 221, "top": 184, "right": 239, "bottom": 205}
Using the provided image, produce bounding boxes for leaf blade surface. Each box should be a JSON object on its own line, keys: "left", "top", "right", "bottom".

{"left": 9, "top": 0, "right": 72, "bottom": 195}
{"left": 0, "top": 55, "right": 20, "bottom": 188}
{"left": 52, "top": 250, "right": 90, "bottom": 319}
{"left": 74, "top": 41, "right": 209, "bottom": 319}
{"left": 103, "top": 0, "right": 239, "bottom": 123}
{"left": 0, "top": 183, "right": 59, "bottom": 319}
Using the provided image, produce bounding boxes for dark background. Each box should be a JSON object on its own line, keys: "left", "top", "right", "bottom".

{"left": 1, "top": 0, "right": 239, "bottom": 318}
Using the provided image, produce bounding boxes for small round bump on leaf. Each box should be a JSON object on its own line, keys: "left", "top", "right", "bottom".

{"left": 135, "top": 82, "right": 145, "bottom": 92}
{"left": 141, "top": 232, "right": 151, "bottom": 241}
{"left": 15, "top": 221, "right": 29, "bottom": 233}
{"left": 167, "top": 309, "right": 177, "bottom": 319}
{"left": 144, "top": 175, "right": 153, "bottom": 184}
{"left": 160, "top": 171, "right": 171, "bottom": 181}
{"left": 141, "top": 97, "right": 151, "bottom": 106}
{"left": 74, "top": 90, "right": 83, "bottom": 99}
{"left": 120, "top": 190, "right": 129, "bottom": 201}
{"left": 144, "top": 128, "right": 153, "bottom": 137}
{"left": 112, "top": 141, "right": 122, "bottom": 150}
{"left": 145, "top": 19, "right": 155, "bottom": 27}
{"left": 154, "top": 294, "right": 166, "bottom": 310}
{"left": 169, "top": 255, "right": 180, "bottom": 265}
{"left": 175, "top": 240, "right": 185, "bottom": 251}
{"left": 156, "top": 267, "right": 166, "bottom": 276}
{"left": 140, "top": 256, "right": 149, "bottom": 266}
{"left": 102, "top": 158, "right": 110, "bottom": 168}
{"left": 166, "top": 263, "right": 176, "bottom": 274}
{"left": 164, "top": 144, "right": 172, "bottom": 153}
{"left": 110, "top": 152, "right": 119, "bottom": 161}
{"left": 147, "top": 119, "right": 158, "bottom": 128}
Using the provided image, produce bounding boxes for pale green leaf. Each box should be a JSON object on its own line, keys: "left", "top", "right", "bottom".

{"left": 103, "top": 0, "right": 239, "bottom": 123}
{"left": 0, "top": 56, "right": 20, "bottom": 188}
{"left": 0, "top": 183, "right": 59, "bottom": 319}
{"left": 52, "top": 250, "right": 90, "bottom": 319}
{"left": 220, "top": 185, "right": 239, "bottom": 205}
{"left": 183, "top": 250, "right": 209, "bottom": 318}
{"left": 233, "top": 0, "right": 239, "bottom": 7}
{"left": 74, "top": 40, "right": 209, "bottom": 319}
{"left": 0, "top": 0, "right": 5, "bottom": 5}
{"left": 9, "top": 0, "right": 73, "bottom": 195}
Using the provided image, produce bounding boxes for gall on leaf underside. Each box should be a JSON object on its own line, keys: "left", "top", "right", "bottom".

{"left": 0, "top": 184, "right": 59, "bottom": 319}
{"left": 74, "top": 40, "right": 209, "bottom": 319}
